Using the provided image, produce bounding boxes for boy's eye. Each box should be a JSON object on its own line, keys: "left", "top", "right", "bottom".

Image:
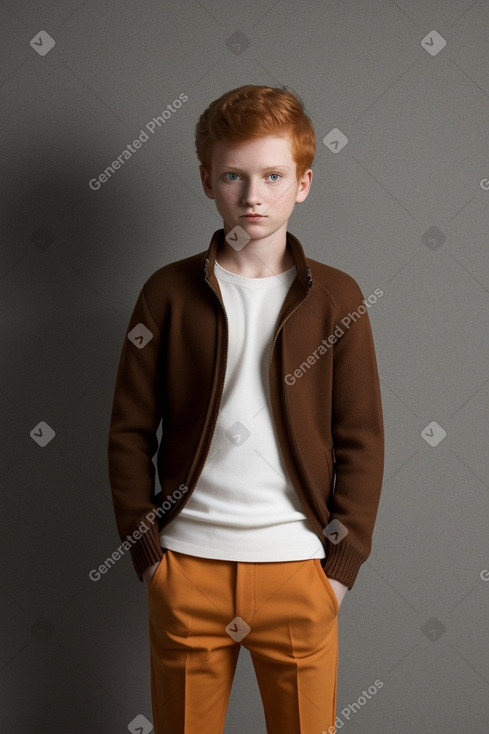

{"left": 223, "top": 172, "right": 282, "bottom": 182}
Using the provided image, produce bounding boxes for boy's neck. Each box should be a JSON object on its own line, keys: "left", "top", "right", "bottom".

{"left": 216, "top": 230, "right": 295, "bottom": 278}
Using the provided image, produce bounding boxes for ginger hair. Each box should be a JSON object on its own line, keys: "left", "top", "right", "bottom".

{"left": 195, "top": 85, "right": 316, "bottom": 178}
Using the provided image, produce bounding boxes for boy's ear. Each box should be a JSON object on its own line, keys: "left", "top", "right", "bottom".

{"left": 199, "top": 165, "right": 215, "bottom": 200}
{"left": 296, "top": 168, "right": 313, "bottom": 204}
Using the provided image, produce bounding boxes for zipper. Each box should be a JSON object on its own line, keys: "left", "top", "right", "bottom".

{"left": 269, "top": 263, "right": 312, "bottom": 361}
{"left": 189, "top": 260, "right": 230, "bottom": 483}
{"left": 269, "top": 300, "right": 305, "bottom": 364}
{"left": 199, "top": 257, "right": 304, "bottom": 489}
{"left": 161, "top": 258, "right": 228, "bottom": 521}
{"left": 268, "top": 270, "right": 326, "bottom": 542}
{"left": 183, "top": 257, "right": 322, "bottom": 542}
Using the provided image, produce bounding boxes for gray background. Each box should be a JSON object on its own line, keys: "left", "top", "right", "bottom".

{"left": 1, "top": 0, "right": 489, "bottom": 732}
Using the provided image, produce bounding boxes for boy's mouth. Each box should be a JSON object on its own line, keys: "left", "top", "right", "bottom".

{"left": 241, "top": 214, "right": 265, "bottom": 219}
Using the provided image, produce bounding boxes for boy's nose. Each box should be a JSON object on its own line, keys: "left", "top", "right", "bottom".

{"left": 242, "top": 182, "right": 262, "bottom": 206}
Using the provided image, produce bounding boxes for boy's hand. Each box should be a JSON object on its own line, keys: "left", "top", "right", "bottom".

{"left": 328, "top": 577, "right": 348, "bottom": 609}
{"left": 143, "top": 561, "right": 161, "bottom": 588}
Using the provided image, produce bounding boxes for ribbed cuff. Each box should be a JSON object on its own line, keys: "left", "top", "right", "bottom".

{"left": 322, "top": 541, "right": 366, "bottom": 590}
{"left": 129, "top": 516, "right": 165, "bottom": 581}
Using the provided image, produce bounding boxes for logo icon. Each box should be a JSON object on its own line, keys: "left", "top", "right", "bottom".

{"left": 421, "top": 226, "right": 446, "bottom": 251}
{"left": 323, "top": 519, "right": 348, "bottom": 544}
{"left": 127, "top": 713, "right": 153, "bottom": 734}
{"left": 225, "top": 226, "right": 251, "bottom": 251}
{"left": 225, "top": 31, "right": 251, "bottom": 56}
{"left": 226, "top": 421, "right": 251, "bottom": 446}
{"left": 30, "top": 421, "right": 55, "bottom": 447}
{"left": 421, "top": 421, "right": 446, "bottom": 447}
{"left": 30, "top": 30, "right": 56, "bottom": 56}
{"left": 128, "top": 323, "right": 153, "bottom": 349}
{"left": 225, "top": 616, "right": 251, "bottom": 642}
{"left": 322, "top": 128, "right": 349, "bottom": 154}
{"left": 421, "top": 617, "right": 446, "bottom": 641}
{"left": 421, "top": 31, "right": 446, "bottom": 56}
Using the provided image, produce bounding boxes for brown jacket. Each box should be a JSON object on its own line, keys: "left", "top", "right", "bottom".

{"left": 107, "top": 229, "right": 384, "bottom": 588}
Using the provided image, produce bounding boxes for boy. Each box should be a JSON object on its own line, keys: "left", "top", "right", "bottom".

{"left": 108, "top": 85, "right": 384, "bottom": 734}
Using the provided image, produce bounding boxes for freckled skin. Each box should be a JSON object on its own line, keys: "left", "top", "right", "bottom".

{"left": 199, "top": 135, "right": 313, "bottom": 277}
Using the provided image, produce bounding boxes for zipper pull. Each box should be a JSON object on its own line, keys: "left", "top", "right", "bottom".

{"left": 306, "top": 265, "right": 312, "bottom": 288}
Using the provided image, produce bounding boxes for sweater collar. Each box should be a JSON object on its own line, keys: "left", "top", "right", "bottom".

{"left": 203, "top": 228, "right": 312, "bottom": 296}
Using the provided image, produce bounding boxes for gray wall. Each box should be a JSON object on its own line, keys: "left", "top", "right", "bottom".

{"left": 1, "top": 1, "right": 489, "bottom": 732}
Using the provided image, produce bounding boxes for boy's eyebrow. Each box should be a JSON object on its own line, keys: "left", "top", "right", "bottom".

{"left": 215, "top": 164, "right": 291, "bottom": 172}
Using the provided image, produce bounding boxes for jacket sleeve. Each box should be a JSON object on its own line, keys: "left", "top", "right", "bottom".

{"left": 322, "top": 284, "right": 384, "bottom": 589}
{"left": 107, "top": 285, "right": 166, "bottom": 581}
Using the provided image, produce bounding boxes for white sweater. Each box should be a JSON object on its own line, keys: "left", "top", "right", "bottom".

{"left": 160, "top": 261, "right": 325, "bottom": 562}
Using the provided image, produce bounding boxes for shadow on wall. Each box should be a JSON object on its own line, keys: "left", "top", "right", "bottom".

{"left": 1, "top": 122, "right": 176, "bottom": 730}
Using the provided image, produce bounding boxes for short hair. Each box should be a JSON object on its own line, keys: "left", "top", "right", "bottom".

{"left": 195, "top": 84, "right": 316, "bottom": 179}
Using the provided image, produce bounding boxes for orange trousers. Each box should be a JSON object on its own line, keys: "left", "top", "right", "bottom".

{"left": 147, "top": 550, "right": 339, "bottom": 734}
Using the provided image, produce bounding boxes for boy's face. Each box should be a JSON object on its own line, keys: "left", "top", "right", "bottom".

{"left": 199, "top": 134, "right": 312, "bottom": 248}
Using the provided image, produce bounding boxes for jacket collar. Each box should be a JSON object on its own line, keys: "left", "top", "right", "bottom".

{"left": 203, "top": 229, "right": 313, "bottom": 297}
